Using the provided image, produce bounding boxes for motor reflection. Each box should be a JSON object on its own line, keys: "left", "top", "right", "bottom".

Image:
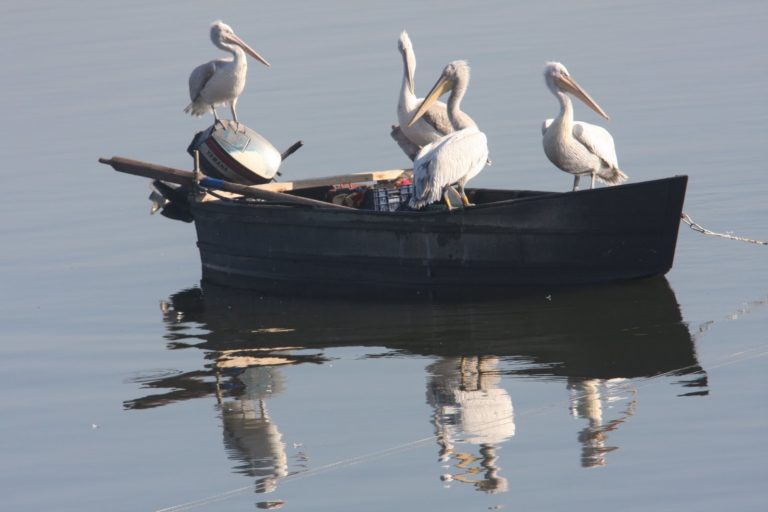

{"left": 220, "top": 365, "right": 288, "bottom": 495}
{"left": 125, "top": 333, "right": 323, "bottom": 502}
{"left": 126, "top": 277, "right": 707, "bottom": 498}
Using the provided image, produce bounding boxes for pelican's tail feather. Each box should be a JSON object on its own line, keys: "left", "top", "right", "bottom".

{"left": 598, "top": 167, "right": 628, "bottom": 186}
{"left": 408, "top": 187, "right": 434, "bottom": 210}
{"left": 408, "top": 161, "right": 443, "bottom": 209}
{"left": 184, "top": 99, "right": 211, "bottom": 117}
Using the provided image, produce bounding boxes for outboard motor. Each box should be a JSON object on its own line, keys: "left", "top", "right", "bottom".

{"left": 150, "top": 121, "right": 303, "bottom": 221}
{"left": 187, "top": 119, "right": 282, "bottom": 185}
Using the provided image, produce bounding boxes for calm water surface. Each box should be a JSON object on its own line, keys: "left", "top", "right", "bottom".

{"left": 1, "top": 1, "right": 766, "bottom": 511}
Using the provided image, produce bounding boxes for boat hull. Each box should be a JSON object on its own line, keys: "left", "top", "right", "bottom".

{"left": 191, "top": 176, "right": 687, "bottom": 293}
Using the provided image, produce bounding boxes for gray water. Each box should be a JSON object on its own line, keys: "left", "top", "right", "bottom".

{"left": 1, "top": 1, "right": 767, "bottom": 510}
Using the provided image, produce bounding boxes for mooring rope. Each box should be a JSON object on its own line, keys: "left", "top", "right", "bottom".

{"left": 681, "top": 212, "right": 767, "bottom": 245}
{"left": 155, "top": 435, "right": 438, "bottom": 512}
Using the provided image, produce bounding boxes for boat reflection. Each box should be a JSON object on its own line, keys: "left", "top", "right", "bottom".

{"left": 126, "top": 277, "right": 706, "bottom": 495}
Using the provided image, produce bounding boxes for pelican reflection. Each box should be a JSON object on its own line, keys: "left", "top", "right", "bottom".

{"left": 126, "top": 277, "right": 707, "bottom": 503}
{"left": 427, "top": 356, "right": 513, "bottom": 493}
{"left": 568, "top": 378, "right": 637, "bottom": 468}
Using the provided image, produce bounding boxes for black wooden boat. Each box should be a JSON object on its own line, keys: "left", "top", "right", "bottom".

{"left": 100, "top": 155, "right": 687, "bottom": 294}
{"left": 192, "top": 177, "right": 686, "bottom": 291}
{"left": 192, "top": 176, "right": 686, "bottom": 293}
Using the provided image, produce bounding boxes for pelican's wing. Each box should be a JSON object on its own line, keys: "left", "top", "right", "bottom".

{"left": 419, "top": 100, "right": 479, "bottom": 136}
{"left": 390, "top": 125, "right": 422, "bottom": 162}
{"left": 411, "top": 128, "right": 488, "bottom": 207}
{"left": 445, "top": 128, "right": 488, "bottom": 184}
{"left": 188, "top": 59, "right": 223, "bottom": 101}
{"left": 572, "top": 121, "right": 619, "bottom": 169}
{"left": 417, "top": 99, "right": 455, "bottom": 137}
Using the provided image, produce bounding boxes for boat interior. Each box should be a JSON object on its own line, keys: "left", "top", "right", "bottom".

{"left": 199, "top": 169, "right": 553, "bottom": 212}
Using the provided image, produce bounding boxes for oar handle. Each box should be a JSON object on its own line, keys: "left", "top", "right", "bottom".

{"left": 98, "top": 156, "right": 353, "bottom": 210}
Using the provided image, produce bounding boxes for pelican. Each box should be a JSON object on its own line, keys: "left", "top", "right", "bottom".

{"left": 185, "top": 21, "right": 271, "bottom": 127}
{"left": 396, "top": 31, "right": 476, "bottom": 148}
{"left": 407, "top": 60, "right": 488, "bottom": 209}
{"left": 542, "top": 61, "right": 627, "bottom": 191}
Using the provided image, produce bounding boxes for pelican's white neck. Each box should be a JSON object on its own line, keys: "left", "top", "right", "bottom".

{"left": 447, "top": 76, "right": 473, "bottom": 131}
{"left": 553, "top": 89, "right": 573, "bottom": 126}
{"left": 399, "top": 47, "right": 416, "bottom": 110}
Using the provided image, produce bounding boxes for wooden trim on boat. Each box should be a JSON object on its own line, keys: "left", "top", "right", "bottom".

{"left": 253, "top": 169, "right": 413, "bottom": 192}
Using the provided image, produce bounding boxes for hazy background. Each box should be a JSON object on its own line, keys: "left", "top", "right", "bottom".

{"left": 1, "top": 1, "right": 766, "bottom": 511}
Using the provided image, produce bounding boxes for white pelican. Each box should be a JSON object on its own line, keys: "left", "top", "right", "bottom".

{"left": 407, "top": 60, "right": 488, "bottom": 209}
{"left": 396, "top": 31, "right": 476, "bottom": 148}
{"left": 542, "top": 61, "right": 627, "bottom": 191}
{"left": 185, "top": 21, "right": 270, "bottom": 127}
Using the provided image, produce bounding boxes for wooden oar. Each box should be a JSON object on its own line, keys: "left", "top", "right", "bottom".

{"left": 98, "top": 156, "right": 353, "bottom": 210}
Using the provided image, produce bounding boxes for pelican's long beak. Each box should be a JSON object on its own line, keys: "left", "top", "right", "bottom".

{"left": 407, "top": 74, "right": 455, "bottom": 127}
{"left": 226, "top": 32, "right": 271, "bottom": 67}
{"left": 558, "top": 74, "right": 609, "bottom": 120}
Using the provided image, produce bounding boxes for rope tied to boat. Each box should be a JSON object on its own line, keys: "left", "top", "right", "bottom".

{"left": 681, "top": 213, "right": 767, "bottom": 246}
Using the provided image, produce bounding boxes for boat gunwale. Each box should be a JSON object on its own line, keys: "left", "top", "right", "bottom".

{"left": 193, "top": 175, "right": 689, "bottom": 217}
